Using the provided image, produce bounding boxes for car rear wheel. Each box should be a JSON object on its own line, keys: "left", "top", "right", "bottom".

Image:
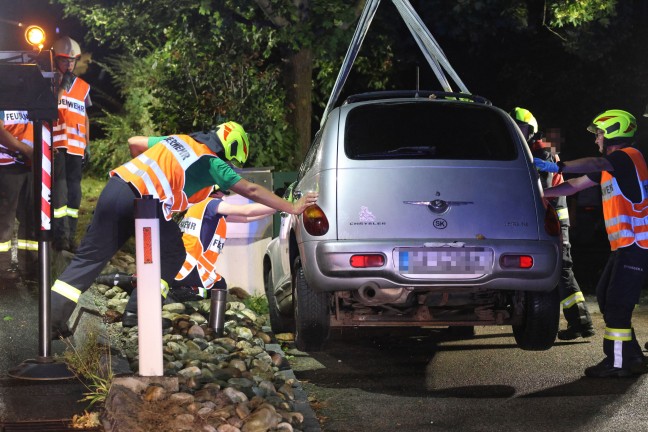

{"left": 293, "top": 257, "right": 330, "bottom": 352}
{"left": 264, "top": 265, "right": 293, "bottom": 334}
{"left": 512, "top": 288, "right": 559, "bottom": 351}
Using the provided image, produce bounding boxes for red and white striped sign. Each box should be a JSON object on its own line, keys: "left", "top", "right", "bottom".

{"left": 41, "top": 124, "right": 52, "bottom": 231}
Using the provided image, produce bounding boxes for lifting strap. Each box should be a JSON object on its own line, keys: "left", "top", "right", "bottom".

{"left": 321, "top": 0, "right": 470, "bottom": 126}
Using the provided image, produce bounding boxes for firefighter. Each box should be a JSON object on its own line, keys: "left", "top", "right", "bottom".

{"left": 535, "top": 109, "right": 648, "bottom": 378}
{"left": 50, "top": 122, "right": 317, "bottom": 338}
{"left": 51, "top": 36, "right": 91, "bottom": 252}
{"left": 512, "top": 107, "right": 594, "bottom": 340}
{"left": 169, "top": 185, "right": 276, "bottom": 303}
{"left": 0, "top": 111, "right": 38, "bottom": 282}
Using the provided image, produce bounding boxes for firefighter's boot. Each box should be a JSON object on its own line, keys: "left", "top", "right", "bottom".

{"left": 95, "top": 272, "right": 136, "bottom": 294}
{"left": 558, "top": 301, "right": 595, "bottom": 341}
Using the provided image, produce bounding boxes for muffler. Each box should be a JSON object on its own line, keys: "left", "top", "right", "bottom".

{"left": 354, "top": 283, "right": 410, "bottom": 306}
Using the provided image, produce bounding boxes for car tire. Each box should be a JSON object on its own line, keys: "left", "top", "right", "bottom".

{"left": 293, "top": 257, "right": 330, "bottom": 352}
{"left": 264, "top": 265, "right": 293, "bottom": 334}
{"left": 512, "top": 288, "right": 559, "bottom": 351}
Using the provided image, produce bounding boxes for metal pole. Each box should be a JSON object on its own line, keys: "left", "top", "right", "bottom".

{"left": 209, "top": 289, "right": 227, "bottom": 337}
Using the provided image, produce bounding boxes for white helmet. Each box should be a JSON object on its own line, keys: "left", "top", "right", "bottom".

{"left": 52, "top": 36, "right": 82, "bottom": 59}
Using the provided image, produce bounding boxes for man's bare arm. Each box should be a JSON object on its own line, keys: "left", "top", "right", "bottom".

{"left": 229, "top": 178, "right": 317, "bottom": 215}
{"left": 543, "top": 175, "right": 597, "bottom": 198}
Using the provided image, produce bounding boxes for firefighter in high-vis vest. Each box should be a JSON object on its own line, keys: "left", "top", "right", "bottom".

{"left": 0, "top": 111, "right": 38, "bottom": 282}
{"left": 51, "top": 36, "right": 91, "bottom": 252}
{"left": 512, "top": 107, "right": 594, "bottom": 340}
{"left": 50, "top": 121, "right": 317, "bottom": 337}
{"left": 170, "top": 185, "right": 276, "bottom": 304}
{"left": 535, "top": 109, "right": 648, "bottom": 378}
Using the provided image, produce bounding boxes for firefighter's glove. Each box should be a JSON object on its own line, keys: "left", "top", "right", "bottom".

{"left": 533, "top": 157, "right": 559, "bottom": 173}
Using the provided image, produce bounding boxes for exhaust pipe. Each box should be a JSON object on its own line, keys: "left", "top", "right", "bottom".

{"left": 354, "top": 283, "right": 409, "bottom": 306}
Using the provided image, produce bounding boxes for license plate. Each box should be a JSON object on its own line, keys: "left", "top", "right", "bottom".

{"left": 397, "top": 247, "right": 493, "bottom": 276}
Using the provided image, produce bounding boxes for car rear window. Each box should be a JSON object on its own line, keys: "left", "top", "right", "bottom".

{"left": 344, "top": 101, "right": 516, "bottom": 161}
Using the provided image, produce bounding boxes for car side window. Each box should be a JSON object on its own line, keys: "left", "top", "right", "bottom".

{"left": 298, "top": 130, "right": 323, "bottom": 180}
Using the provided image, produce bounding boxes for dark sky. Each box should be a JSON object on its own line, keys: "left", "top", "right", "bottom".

{"left": 0, "top": 0, "right": 81, "bottom": 51}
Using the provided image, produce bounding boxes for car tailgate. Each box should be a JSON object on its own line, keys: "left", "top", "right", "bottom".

{"left": 336, "top": 163, "right": 541, "bottom": 241}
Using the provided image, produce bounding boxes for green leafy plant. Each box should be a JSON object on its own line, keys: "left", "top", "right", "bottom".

{"left": 243, "top": 294, "right": 269, "bottom": 316}
{"left": 57, "top": 330, "right": 115, "bottom": 409}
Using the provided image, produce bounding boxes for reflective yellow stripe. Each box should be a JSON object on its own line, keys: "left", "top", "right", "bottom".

{"left": 604, "top": 327, "right": 632, "bottom": 341}
{"left": 0, "top": 240, "right": 11, "bottom": 252}
{"left": 52, "top": 279, "right": 81, "bottom": 303}
{"left": 556, "top": 208, "right": 569, "bottom": 220}
{"left": 53, "top": 206, "right": 68, "bottom": 219}
{"left": 17, "top": 239, "right": 38, "bottom": 251}
{"left": 561, "top": 292, "right": 585, "bottom": 309}
{"left": 66, "top": 207, "right": 79, "bottom": 218}
{"left": 160, "top": 280, "right": 169, "bottom": 299}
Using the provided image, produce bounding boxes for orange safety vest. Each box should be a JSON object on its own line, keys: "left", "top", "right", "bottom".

{"left": 110, "top": 134, "right": 214, "bottom": 220}
{"left": 601, "top": 147, "right": 648, "bottom": 250}
{"left": 1, "top": 110, "right": 33, "bottom": 165}
{"left": 53, "top": 77, "right": 90, "bottom": 156}
{"left": 175, "top": 198, "right": 227, "bottom": 289}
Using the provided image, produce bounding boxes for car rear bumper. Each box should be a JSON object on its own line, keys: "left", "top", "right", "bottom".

{"left": 301, "top": 239, "right": 561, "bottom": 292}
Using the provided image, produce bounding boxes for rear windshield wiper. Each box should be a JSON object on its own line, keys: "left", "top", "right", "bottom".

{"left": 356, "top": 146, "right": 437, "bottom": 158}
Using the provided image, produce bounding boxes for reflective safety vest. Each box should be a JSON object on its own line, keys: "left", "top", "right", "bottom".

{"left": 1, "top": 110, "right": 33, "bottom": 165}
{"left": 110, "top": 135, "right": 215, "bottom": 220}
{"left": 53, "top": 77, "right": 90, "bottom": 156}
{"left": 601, "top": 147, "right": 648, "bottom": 250}
{"left": 175, "top": 198, "right": 226, "bottom": 290}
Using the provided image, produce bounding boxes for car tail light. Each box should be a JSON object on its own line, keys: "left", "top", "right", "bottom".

{"left": 303, "top": 204, "right": 329, "bottom": 236}
{"left": 544, "top": 205, "right": 561, "bottom": 237}
{"left": 500, "top": 255, "right": 533, "bottom": 269}
{"left": 350, "top": 254, "right": 385, "bottom": 268}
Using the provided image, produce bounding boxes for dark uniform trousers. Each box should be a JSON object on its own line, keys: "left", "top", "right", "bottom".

{"left": 559, "top": 226, "right": 592, "bottom": 327}
{"left": 0, "top": 164, "right": 37, "bottom": 273}
{"left": 52, "top": 149, "right": 83, "bottom": 247}
{"left": 51, "top": 176, "right": 186, "bottom": 329}
{"left": 596, "top": 243, "right": 648, "bottom": 367}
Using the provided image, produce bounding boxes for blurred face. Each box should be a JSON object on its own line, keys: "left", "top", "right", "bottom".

{"left": 55, "top": 56, "right": 77, "bottom": 74}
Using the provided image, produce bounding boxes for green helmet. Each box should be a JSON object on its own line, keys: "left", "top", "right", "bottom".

{"left": 587, "top": 109, "right": 637, "bottom": 140}
{"left": 216, "top": 121, "right": 249, "bottom": 167}
{"left": 511, "top": 107, "right": 538, "bottom": 142}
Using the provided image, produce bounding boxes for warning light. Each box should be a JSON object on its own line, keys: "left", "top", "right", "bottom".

{"left": 24, "top": 25, "right": 46, "bottom": 50}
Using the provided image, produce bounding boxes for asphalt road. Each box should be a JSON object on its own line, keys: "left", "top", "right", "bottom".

{"left": 290, "top": 298, "right": 648, "bottom": 432}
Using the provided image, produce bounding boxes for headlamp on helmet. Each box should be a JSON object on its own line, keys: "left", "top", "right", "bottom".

{"left": 216, "top": 121, "right": 249, "bottom": 168}
{"left": 511, "top": 107, "right": 538, "bottom": 142}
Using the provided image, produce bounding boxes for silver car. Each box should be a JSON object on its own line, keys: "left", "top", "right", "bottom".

{"left": 264, "top": 90, "right": 562, "bottom": 352}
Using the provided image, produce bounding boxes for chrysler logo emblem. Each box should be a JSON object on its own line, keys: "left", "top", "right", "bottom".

{"left": 403, "top": 199, "right": 474, "bottom": 214}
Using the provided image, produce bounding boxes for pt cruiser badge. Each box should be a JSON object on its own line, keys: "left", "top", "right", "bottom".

{"left": 403, "top": 199, "right": 474, "bottom": 214}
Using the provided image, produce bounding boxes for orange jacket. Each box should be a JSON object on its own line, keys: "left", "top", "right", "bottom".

{"left": 175, "top": 198, "right": 226, "bottom": 289}
{"left": 601, "top": 147, "right": 648, "bottom": 250}
{"left": 110, "top": 134, "right": 215, "bottom": 220}
{"left": 53, "top": 77, "right": 90, "bottom": 156}
{"left": 1, "top": 111, "right": 33, "bottom": 165}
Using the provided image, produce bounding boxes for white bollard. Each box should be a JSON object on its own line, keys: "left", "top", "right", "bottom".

{"left": 134, "top": 195, "right": 163, "bottom": 376}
